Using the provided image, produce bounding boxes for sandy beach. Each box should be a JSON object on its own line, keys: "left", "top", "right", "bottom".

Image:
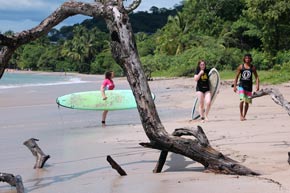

{"left": 0, "top": 72, "right": 290, "bottom": 193}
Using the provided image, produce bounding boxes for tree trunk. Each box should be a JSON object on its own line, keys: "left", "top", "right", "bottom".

{"left": 0, "top": 0, "right": 258, "bottom": 176}
{"left": 103, "top": 2, "right": 258, "bottom": 175}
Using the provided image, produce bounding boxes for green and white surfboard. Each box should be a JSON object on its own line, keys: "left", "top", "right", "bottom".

{"left": 56, "top": 90, "right": 155, "bottom": 111}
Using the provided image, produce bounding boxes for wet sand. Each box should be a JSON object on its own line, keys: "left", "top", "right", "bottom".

{"left": 0, "top": 73, "right": 290, "bottom": 193}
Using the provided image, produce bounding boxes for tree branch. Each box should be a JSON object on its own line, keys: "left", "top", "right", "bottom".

{"left": 153, "top": 151, "right": 168, "bottom": 173}
{"left": 0, "top": 47, "right": 16, "bottom": 79}
{"left": 0, "top": 172, "right": 16, "bottom": 186}
{"left": 106, "top": 155, "right": 127, "bottom": 176}
{"left": 0, "top": 173, "right": 24, "bottom": 193}
{"left": 15, "top": 175, "right": 25, "bottom": 193}
{"left": 141, "top": 126, "right": 258, "bottom": 175}
{"left": 0, "top": 1, "right": 104, "bottom": 78}
{"left": 172, "top": 126, "right": 210, "bottom": 147}
{"left": 251, "top": 88, "right": 290, "bottom": 115}
{"left": 124, "top": 0, "right": 141, "bottom": 13}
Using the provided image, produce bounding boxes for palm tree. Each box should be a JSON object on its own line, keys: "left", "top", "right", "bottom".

{"left": 156, "top": 11, "right": 189, "bottom": 55}
{"left": 61, "top": 25, "right": 109, "bottom": 73}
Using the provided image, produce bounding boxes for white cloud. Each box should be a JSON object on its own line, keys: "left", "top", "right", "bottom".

{"left": 0, "top": 16, "right": 90, "bottom": 33}
{"left": 0, "top": 19, "right": 38, "bottom": 33}
{"left": 0, "top": 0, "right": 93, "bottom": 9}
{"left": 0, "top": 0, "right": 182, "bottom": 33}
{"left": 133, "top": 0, "right": 182, "bottom": 12}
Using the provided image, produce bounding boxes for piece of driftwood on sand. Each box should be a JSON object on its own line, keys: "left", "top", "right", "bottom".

{"left": 23, "top": 138, "right": 50, "bottom": 169}
{"left": 0, "top": 173, "right": 25, "bottom": 193}
{"left": 107, "top": 155, "right": 127, "bottom": 176}
{"left": 251, "top": 88, "right": 290, "bottom": 115}
{"left": 142, "top": 126, "right": 259, "bottom": 175}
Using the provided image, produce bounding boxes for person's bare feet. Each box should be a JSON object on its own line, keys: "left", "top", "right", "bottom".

{"left": 240, "top": 116, "right": 246, "bottom": 121}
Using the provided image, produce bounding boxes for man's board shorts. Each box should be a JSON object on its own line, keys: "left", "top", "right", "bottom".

{"left": 238, "top": 86, "right": 252, "bottom": 104}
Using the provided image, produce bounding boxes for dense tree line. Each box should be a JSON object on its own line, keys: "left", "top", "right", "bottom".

{"left": 3, "top": 6, "right": 181, "bottom": 76}
{"left": 3, "top": 0, "right": 290, "bottom": 77}
{"left": 140, "top": 0, "right": 290, "bottom": 77}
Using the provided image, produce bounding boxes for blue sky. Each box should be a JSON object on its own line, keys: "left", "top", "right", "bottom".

{"left": 0, "top": 0, "right": 182, "bottom": 33}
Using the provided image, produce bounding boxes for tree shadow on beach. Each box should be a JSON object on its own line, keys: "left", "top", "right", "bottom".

{"left": 24, "top": 157, "right": 156, "bottom": 192}
{"left": 164, "top": 153, "right": 204, "bottom": 172}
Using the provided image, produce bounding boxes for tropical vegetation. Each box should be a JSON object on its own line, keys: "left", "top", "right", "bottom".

{"left": 2, "top": 0, "right": 290, "bottom": 83}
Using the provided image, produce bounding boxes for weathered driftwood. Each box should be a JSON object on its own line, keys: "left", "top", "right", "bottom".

{"left": 153, "top": 151, "right": 168, "bottom": 173}
{"left": 23, "top": 138, "right": 50, "bottom": 169}
{"left": 0, "top": 172, "right": 16, "bottom": 186}
{"left": 142, "top": 126, "right": 259, "bottom": 175}
{"left": 0, "top": 173, "right": 25, "bottom": 193}
{"left": 152, "top": 127, "right": 209, "bottom": 173}
{"left": 0, "top": 0, "right": 141, "bottom": 78}
{"left": 15, "top": 175, "right": 25, "bottom": 193}
{"left": 107, "top": 155, "right": 127, "bottom": 176}
{"left": 0, "top": 0, "right": 257, "bottom": 175}
{"left": 251, "top": 88, "right": 290, "bottom": 115}
{"left": 105, "top": 1, "right": 257, "bottom": 175}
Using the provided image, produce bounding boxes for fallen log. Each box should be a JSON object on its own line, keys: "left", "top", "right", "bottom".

{"left": 107, "top": 155, "right": 127, "bottom": 176}
{"left": 23, "top": 138, "right": 50, "bottom": 169}
{"left": 251, "top": 88, "right": 290, "bottom": 115}
{"left": 141, "top": 126, "right": 259, "bottom": 175}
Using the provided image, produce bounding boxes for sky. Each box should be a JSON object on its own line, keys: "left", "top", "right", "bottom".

{"left": 0, "top": 0, "right": 183, "bottom": 33}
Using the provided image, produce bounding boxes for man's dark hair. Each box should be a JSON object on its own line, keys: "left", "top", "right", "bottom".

{"left": 243, "top": 53, "right": 252, "bottom": 62}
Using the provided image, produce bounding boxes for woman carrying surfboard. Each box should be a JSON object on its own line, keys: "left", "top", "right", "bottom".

{"left": 194, "top": 60, "right": 211, "bottom": 122}
{"left": 100, "top": 71, "right": 115, "bottom": 127}
{"left": 233, "top": 54, "right": 259, "bottom": 121}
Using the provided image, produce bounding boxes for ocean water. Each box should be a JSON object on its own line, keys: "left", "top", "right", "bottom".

{"left": 0, "top": 72, "right": 86, "bottom": 89}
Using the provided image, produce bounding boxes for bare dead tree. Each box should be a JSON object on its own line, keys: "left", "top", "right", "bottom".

{"left": 251, "top": 88, "right": 290, "bottom": 115}
{"left": 23, "top": 138, "right": 50, "bottom": 169}
{"left": 0, "top": 0, "right": 258, "bottom": 175}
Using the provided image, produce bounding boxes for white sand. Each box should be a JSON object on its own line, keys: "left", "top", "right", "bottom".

{"left": 0, "top": 73, "right": 290, "bottom": 193}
